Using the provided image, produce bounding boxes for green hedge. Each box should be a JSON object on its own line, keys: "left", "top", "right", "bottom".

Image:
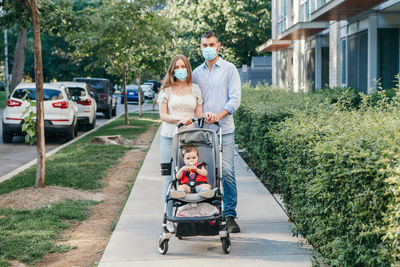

{"left": 235, "top": 84, "right": 400, "bottom": 265}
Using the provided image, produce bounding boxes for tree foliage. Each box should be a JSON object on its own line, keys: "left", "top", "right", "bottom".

{"left": 166, "top": 0, "right": 271, "bottom": 67}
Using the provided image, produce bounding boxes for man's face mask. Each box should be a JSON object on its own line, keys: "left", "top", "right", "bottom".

{"left": 174, "top": 69, "right": 188, "bottom": 81}
{"left": 202, "top": 47, "right": 217, "bottom": 61}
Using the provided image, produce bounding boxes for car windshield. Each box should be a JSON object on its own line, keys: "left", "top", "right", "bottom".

{"left": 68, "top": 87, "right": 86, "bottom": 97}
{"left": 126, "top": 85, "right": 138, "bottom": 91}
{"left": 13, "top": 88, "right": 63, "bottom": 101}
{"left": 74, "top": 79, "right": 104, "bottom": 93}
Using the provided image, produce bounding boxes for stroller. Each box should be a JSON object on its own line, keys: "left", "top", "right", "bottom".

{"left": 156, "top": 118, "right": 231, "bottom": 254}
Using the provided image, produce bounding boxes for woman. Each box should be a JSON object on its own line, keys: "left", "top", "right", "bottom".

{"left": 158, "top": 55, "right": 203, "bottom": 229}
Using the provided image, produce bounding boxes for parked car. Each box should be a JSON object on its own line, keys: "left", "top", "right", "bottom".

{"left": 53, "top": 82, "right": 97, "bottom": 131}
{"left": 2, "top": 83, "right": 78, "bottom": 143}
{"left": 141, "top": 84, "right": 154, "bottom": 99}
{"left": 120, "top": 85, "right": 145, "bottom": 104}
{"left": 73, "top": 77, "right": 117, "bottom": 119}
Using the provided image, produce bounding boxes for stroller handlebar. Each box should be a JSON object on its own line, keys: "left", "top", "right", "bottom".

{"left": 176, "top": 118, "right": 220, "bottom": 130}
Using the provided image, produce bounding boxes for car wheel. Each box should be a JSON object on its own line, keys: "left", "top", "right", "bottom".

{"left": 65, "top": 122, "right": 76, "bottom": 142}
{"left": 2, "top": 126, "right": 13, "bottom": 143}
{"left": 104, "top": 108, "right": 111, "bottom": 119}
{"left": 87, "top": 116, "right": 96, "bottom": 131}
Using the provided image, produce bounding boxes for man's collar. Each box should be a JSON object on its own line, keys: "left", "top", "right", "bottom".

{"left": 202, "top": 57, "right": 223, "bottom": 69}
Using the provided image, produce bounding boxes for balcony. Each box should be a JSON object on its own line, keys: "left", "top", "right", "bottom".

{"left": 311, "top": 0, "right": 386, "bottom": 21}
{"left": 257, "top": 39, "right": 293, "bottom": 52}
{"left": 277, "top": 21, "right": 329, "bottom": 40}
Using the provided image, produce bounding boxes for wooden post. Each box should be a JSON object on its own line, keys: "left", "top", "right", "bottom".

{"left": 137, "top": 73, "right": 143, "bottom": 118}
{"left": 26, "top": 0, "right": 46, "bottom": 187}
{"left": 123, "top": 69, "right": 129, "bottom": 125}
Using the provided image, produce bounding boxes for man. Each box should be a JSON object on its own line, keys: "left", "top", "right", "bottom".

{"left": 152, "top": 78, "right": 162, "bottom": 111}
{"left": 193, "top": 31, "right": 241, "bottom": 233}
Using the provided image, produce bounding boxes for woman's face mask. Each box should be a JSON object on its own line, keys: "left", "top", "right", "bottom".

{"left": 174, "top": 69, "right": 188, "bottom": 81}
{"left": 202, "top": 47, "right": 218, "bottom": 61}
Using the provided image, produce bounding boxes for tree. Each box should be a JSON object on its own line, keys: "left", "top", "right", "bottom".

{"left": 67, "top": 0, "right": 171, "bottom": 123}
{"left": 166, "top": 0, "right": 272, "bottom": 67}
{"left": 25, "top": 0, "right": 45, "bottom": 187}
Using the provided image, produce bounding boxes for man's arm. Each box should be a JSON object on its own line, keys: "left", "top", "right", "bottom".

{"left": 222, "top": 66, "right": 241, "bottom": 116}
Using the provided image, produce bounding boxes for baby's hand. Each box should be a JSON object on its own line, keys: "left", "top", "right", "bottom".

{"left": 180, "top": 166, "right": 189, "bottom": 172}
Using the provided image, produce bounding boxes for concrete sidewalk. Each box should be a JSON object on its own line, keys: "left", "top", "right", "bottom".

{"left": 99, "top": 129, "right": 313, "bottom": 267}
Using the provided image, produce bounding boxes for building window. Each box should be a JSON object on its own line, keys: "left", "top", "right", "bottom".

{"left": 278, "top": 0, "right": 287, "bottom": 33}
{"left": 378, "top": 28, "right": 400, "bottom": 89}
{"left": 300, "top": 0, "right": 310, "bottom": 22}
{"left": 341, "top": 38, "right": 347, "bottom": 85}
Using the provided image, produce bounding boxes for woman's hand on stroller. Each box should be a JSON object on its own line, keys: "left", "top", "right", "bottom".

{"left": 179, "top": 118, "right": 193, "bottom": 126}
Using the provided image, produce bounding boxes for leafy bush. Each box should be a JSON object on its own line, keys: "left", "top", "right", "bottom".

{"left": 235, "top": 83, "right": 400, "bottom": 265}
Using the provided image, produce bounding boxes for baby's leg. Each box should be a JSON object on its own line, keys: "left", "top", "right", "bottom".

{"left": 177, "top": 184, "right": 191, "bottom": 193}
{"left": 197, "top": 184, "right": 211, "bottom": 191}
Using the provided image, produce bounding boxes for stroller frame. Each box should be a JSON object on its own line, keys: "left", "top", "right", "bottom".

{"left": 156, "top": 118, "right": 231, "bottom": 254}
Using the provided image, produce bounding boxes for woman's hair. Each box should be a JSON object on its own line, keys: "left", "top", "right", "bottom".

{"left": 182, "top": 145, "right": 198, "bottom": 158}
{"left": 161, "top": 54, "right": 193, "bottom": 90}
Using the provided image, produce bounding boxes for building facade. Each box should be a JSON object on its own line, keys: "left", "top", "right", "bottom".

{"left": 259, "top": 0, "right": 400, "bottom": 93}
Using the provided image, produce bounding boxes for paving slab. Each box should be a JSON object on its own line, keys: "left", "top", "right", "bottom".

{"left": 99, "top": 129, "right": 313, "bottom": 267}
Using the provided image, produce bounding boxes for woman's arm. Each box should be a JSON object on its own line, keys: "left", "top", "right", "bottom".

{"left": 159, "top": 102, "right": 181, "bottom": 124}
{"left": 194, "top": 103, "right": 203, "bottom": 118}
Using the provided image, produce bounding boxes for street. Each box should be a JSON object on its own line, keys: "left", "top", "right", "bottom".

{"left": 0, "top": 97, "right": 155, "bottom": 177}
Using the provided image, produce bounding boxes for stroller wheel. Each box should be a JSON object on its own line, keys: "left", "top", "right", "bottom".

{"left": 157, "top": 234, "right": 169, "bottom": 255}
{"left": 221, "top": 237, "right": 231, "bottom": 254}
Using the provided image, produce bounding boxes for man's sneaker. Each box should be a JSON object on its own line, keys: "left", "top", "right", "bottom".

{"left": 171, "top": 190, "right": 186, "bottom": 199}
{"left": 227, "top": 216, "right": 240, "bottom": 233}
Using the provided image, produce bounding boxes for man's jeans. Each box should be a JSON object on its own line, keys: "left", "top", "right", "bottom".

{"left": 160, "top": 135, "right": 173, "bottom": 217}
{"left": 221, "top": 132, "right": 237, "bottom": 218}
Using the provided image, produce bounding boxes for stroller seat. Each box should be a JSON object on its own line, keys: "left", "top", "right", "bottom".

{"left": 171, "top": 188, "right": 218, "bottom": 202}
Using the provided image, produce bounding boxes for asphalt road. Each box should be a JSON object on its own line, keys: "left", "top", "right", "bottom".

{"left": 0, "top": 97, "right": 156, "bottom": 177}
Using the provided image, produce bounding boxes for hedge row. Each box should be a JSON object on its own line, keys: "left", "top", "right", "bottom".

{"left": 234, "top": 84, "right": 400, "bottom": 265}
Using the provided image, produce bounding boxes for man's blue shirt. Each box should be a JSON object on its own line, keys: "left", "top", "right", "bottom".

{"left": 193, "top": 57, "right": 241, "bottom": 134}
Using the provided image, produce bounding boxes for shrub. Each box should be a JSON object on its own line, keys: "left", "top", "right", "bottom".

{"left": 235, "top": 83, "right": 400, "bottom": 265}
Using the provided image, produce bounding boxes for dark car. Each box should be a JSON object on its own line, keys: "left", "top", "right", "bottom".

{"left": 120, "top": 85, "right": 144, "bottom": 104}
{"left": 73, "top": 77, "right": 117, "bottom": 119}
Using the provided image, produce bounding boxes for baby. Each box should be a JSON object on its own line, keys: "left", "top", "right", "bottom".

{"left": 171, "top": 146, "right": 214, "bottom": 199}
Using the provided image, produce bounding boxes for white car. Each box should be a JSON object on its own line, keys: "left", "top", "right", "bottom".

{"left": 2, "top": 82, "right": 78, "bottom": 143}
{"left": 141, "top": 84, "right": 154, "bottom": 99}
{"left": 53, "top": 82, "right": 97, "bottom": 131}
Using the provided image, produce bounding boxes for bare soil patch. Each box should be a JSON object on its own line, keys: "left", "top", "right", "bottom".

{"left": 90, "top": 135, "right": 149, "bottom": 148}
{"left": 0, "top": 186, "right": 105, "bottom": 210}
{"left": 4, "top": 124, "right": 158, "bottom": 267}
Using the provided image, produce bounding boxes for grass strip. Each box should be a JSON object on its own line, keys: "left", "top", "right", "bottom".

{"left": 0, "top": 200, "right": 96, "bottom": 267}
{"left": 0, "top": 112, "right": 160, "bottom": 266}
{"left": 0, "top": 91, "right": 5, "bottom": 109}
{"left": 0, "top": 113, "right": 160, "bottom": 194}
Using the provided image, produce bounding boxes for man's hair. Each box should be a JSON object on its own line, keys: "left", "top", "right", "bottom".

{"left": 201, "top": 31, "right": 218, "bottom": 42}
{"left": 182, "top": 146, "right": 198, "bottom": 158}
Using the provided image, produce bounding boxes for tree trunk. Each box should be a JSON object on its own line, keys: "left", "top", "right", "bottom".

{"left": 123, "top": 71, "right": 129, "bottom": 125}
{"left": 10, "top": 28, "right": 27, "bottom": 91}
{"left": 137, "top": 74, "right": 143, "bottom": 118}
{"left": 26, "top": 0, "right": 46, "bottom": 187}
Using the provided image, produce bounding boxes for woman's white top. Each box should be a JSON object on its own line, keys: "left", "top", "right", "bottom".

{"left": 158, "top": 84, "right": 203, "bottom": 138}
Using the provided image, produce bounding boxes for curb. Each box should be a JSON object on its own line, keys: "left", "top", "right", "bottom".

{"left": 0, "top": 114, "right": 123, "bottom": 184}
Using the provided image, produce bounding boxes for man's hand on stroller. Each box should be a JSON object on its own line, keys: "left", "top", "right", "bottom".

{"left": 203, "top": 112, "right": 218, "bottom": 124}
